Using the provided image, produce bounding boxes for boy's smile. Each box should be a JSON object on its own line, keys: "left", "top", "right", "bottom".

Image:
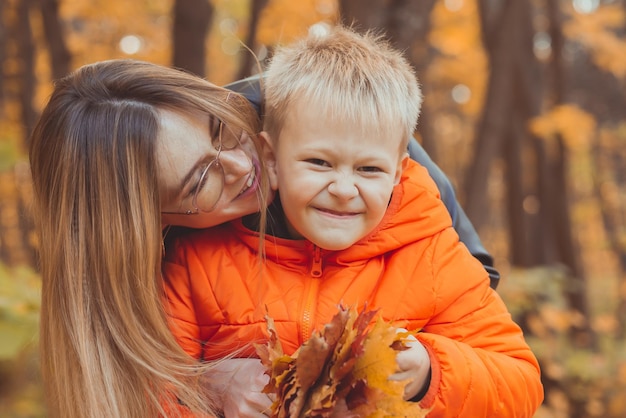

{"left": 267, "top": 98, "right": 407, "bottom": 250}
{"left": 313, "top": 207, "right": 362, "bottom": 217}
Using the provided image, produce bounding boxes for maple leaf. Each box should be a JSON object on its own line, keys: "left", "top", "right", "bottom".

{"left": 256, "top": 306, "right": 430, "bottom": 418}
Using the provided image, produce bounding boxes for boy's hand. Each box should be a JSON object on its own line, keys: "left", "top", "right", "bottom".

{"left": 389, "top": 329, "right": 431, "bottom": 401}
{"left": 205, "top": 358, "right": 272, "bottom": 417}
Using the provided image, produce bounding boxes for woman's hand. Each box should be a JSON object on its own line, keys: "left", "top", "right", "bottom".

{"left": 206, "top": 358, "right": 272, "bottom": 417}
{"left": 389, "top": 329, "right": 431, "bottom": 401}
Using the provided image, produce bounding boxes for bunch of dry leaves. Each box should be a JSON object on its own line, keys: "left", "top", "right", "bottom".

{"left": 255, "top": 306, "right": 429, "bottom": 418}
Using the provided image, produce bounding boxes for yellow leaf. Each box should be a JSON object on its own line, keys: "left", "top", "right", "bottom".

{"left": 352, "top": 319, "right": 429, "bottom": 418}
{"left": 352, "top": 318, "right": 401, "bottom": 393}
{"left": 257, "top": 0, "right": 338, "bottom": 46}
{"left": 563, "top": 4, "right": 626, "bottom": 78}
{"left": 529, "top": 104, "right": 597, "bottom": 151}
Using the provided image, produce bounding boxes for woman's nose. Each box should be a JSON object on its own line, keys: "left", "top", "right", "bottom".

{"left": 327, "top": 175, "right": 359, "bottom": 200}
{"left": 219, "top": 147, "right": 253, "bottom": 183}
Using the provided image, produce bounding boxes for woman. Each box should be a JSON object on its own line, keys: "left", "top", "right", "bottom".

{"left": 29, "top": 59, "right": 273, "bottom": 418}
{"left": 30, "top": 58, "right": 497, "bottom": 417}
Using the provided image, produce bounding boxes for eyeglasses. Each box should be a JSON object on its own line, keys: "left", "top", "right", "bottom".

{"left": 162, "top": 117, "right": 244, "bottom": 215}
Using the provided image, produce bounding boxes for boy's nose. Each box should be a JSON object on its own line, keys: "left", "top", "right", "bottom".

{"left": 219, "top": 148, "right": 253, "bottom": 184}
{"left": 328, "top": 175, "right": 359, "bottom": 200}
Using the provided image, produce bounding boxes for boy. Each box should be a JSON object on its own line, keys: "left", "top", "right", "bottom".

{"left": 163, "top": 25, "right": 543, "bottom": 417}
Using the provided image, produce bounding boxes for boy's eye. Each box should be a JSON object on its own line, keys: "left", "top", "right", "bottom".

{"left": 359, "top": 166, "right": 383, "bottom": 173}
{"left": 305, "top": 158, "right": 330, "bottom": 167}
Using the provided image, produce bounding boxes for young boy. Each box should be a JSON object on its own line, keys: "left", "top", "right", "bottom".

{"left": 163, "top": 25, "right": 543, "bottom": 417}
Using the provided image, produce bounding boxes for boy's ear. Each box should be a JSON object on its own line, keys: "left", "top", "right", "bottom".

{"left": 394, "top": 152, "right": 409, "bottom": 185}
{"left": 259, "top": 131, "right": 279, "bottom": 191}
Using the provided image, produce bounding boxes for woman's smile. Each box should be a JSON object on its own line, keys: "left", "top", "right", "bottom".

{"left": 236, "top": 159, "right": 259, "bottom": 199}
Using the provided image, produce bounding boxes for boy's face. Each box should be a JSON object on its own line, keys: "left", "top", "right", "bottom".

{"left": 265, "top": 99, "right": 406, "bottom": 251}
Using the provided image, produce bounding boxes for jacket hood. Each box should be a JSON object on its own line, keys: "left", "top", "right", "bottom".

{"left": 233, "top": 160, "right": 454, "bottom": 265}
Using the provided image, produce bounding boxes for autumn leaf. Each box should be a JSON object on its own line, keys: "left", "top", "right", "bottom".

{"left": 256, "top": 306, "right": 429, "bottom": 418}
{"left": 529, "top": 104, "right": 596, "bottom": 151}
{"left": 563, "top": 4, "right": 626, "bottom": 78}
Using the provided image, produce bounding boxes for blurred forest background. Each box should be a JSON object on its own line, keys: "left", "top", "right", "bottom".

{"left": 0, "top": 0, "right": 625, "bottom": 416}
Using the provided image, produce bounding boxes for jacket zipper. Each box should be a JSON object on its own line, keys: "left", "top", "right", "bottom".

{"left": 301, "top": 246, "right": 322, "bottom": 344}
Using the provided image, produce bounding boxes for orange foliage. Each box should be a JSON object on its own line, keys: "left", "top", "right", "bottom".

{"left": 256, "top": 0, "right": 337, "bottom": 46}
{"left": 256, "top": 306, "right": 428, "bottom": 418}
{"left": 564, "top": 4, "right": 626, "bottom": 79}
{"left": 428, "top": 0, "right": 488, "bottom": 117}
{"left": 58, "top": 0, "right": 171, "bottom": 68}
{"left": 529, "top": 104, "right": 597, "bottom": 151}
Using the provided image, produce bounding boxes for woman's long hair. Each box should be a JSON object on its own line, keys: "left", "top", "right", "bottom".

{"left": 29, "top": 59, "right": 270, "bottom": 417}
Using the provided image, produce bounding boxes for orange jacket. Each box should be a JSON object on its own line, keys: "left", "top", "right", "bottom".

{"left": 163, "top": 160, "right": 543, "bottom": 417}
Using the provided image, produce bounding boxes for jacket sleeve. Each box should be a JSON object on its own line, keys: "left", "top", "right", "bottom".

{"left": 162, "top": 243, "right": 205, "bottom": 360}
{"left": 415, "top": 228, "right": 543, "bottom": 417}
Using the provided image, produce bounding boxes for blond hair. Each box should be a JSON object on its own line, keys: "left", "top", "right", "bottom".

{"left": 263, "top": 24, "right": 422, "bottom": 150}
{"left": 29, "top": 59, "right": 270, "bottom": 417}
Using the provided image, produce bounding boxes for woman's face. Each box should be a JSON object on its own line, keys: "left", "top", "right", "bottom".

{"left": 158, "top": 109, "right": 264, "bottom": 229}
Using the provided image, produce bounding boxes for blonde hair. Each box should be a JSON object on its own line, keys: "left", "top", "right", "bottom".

{"left": 29, "top": 59, "right": 270, "bottom": 417}
{"left": 263, "top": 24, "right": 422, "bottom": 150}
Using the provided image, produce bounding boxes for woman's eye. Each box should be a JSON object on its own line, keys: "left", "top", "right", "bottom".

{"left": 209, "top": 118, "right": 222, "bottom": 148}
{"left": 185, "top": 182, "right": 199, "bottom": 199}
{"left": 186, "top": 166, "right": 208, "bottom": 198}
{"left": 305, "top": 158, "right": 330, "bottom": 167}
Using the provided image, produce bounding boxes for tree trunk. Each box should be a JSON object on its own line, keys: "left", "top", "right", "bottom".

{"left": 548, "top": 135, "right": 588, "bottom": 324}
{"left": 504, "top": 114, "right": 530, "bottom": 266}
{"left": 172, "top": 0, "right": 214, "bottom": 76}
{"left": 503, "top": 0, "right": 545, "bottom": 266}
{"left": 16, "top": 0, "right": 37, "bottom": 145}
{"left": 338, "top": 0, "right": 387, "bottom": 29}
{"left": 15, "top": 163, "right": 37, "bottom": 268}
{"left": 235, "top": 0, "right": 269, "bottom": 80}
{"left": 0, "top": 3, "right": 6, "bottom": 110}
{"left": 38, "top": 0, "right": 71, "bottom": 80}
{"left": 544, "top": 0, "right": 591, "bottom": 348}
{"left": 463, "top": 0, "right": 518, "bottom": 229}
